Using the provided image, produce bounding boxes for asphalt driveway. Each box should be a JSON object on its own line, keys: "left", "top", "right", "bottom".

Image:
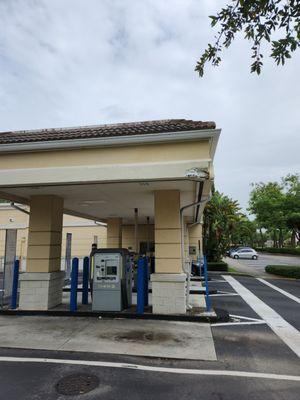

{"left": 226, "top": 252, "right": 300, "bottom": 276}
{"left": 0, "top": 273, "right": 299, "bottom": 399}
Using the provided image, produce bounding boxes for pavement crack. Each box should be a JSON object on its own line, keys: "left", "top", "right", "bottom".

{"left": 57, "top": 320, "right": 92, "bottom": 351}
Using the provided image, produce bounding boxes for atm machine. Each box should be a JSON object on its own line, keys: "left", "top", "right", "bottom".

{"left": 91, "top": 248, "right": 132, "bottom": 312}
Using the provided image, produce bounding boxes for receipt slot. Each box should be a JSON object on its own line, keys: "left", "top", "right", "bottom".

{"left": 91, "top": 249, "right": 132, "bottom": 312}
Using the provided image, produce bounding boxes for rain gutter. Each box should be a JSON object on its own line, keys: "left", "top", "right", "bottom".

{"left": 0, "top": 129, "right": 221, "bottom": 153}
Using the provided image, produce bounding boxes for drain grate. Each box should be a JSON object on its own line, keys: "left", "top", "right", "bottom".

{"left": 55, "top": 373, "right": 100, "bottom": 396}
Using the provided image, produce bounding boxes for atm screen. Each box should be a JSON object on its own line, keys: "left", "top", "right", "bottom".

{"left": 106, "top": 266, "right": 117, "bottom": 275}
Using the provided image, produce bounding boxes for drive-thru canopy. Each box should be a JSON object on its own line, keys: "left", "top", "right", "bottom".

{"left": 0, "top": 119, "right": 220, "bottom": 314}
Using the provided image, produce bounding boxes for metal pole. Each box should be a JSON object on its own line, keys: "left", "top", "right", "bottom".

{"left": 137, "top": 256, "right": 145, "bottom": 314}
{"left": 203, "top": 255, "right": 211, "bottom": 312}
{"left": 65, "top": 233, "right": 72, "bottom": 282}
{"left": 70, "top": 257, "right": 79, "bottom": 312}
{"left": 134, "top": 208, "right": 139, "bottom": 254}
{"left": 185, "top": 259, "right": 192, "bottom": 309}
{"left": 82, "top": 256, "right": 89, "bottom": 305}
{"left": 10, "top": 259, "right": 19, "bottom": 309}
{"left": 144, "top": 256, "right": 149, "bottom": 307}
{"left": 146, "top": 216, "right": 150, "bottom": 255}
{"left": 198, "top": 239, "right": 202, "bottom": 277}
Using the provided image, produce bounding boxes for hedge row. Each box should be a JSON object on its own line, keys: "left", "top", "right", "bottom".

{"left": 265, "top": 265, "right": 300, "bottom": 279}
{"left": 207, "top": 261, "right": 228, "bottom": 272}
{"left": 256, "top": 247, "right": 300, "bottom": 256}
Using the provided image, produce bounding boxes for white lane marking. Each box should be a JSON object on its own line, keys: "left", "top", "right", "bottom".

{"left": 0, "top": 356, "right": 299, "bottom": 382}
{"left": 210, "top": 293, "right": 239, "bottom": 297}
{"left": 257, "top": 278, "right": 300, "bottom": 304}
{"left": 212, "top": 321, "right": 267, "bottom": 327}
{"left": 229, "top": 315, "right": 264, "bottom": 322}
{"left": 216, "top": 291, "right": 238, "bottom": 294}
{"left": 223, "top": 275, "right": 300, "bottom": 358}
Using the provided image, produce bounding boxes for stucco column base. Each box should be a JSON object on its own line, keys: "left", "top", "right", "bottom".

{"left": 151, "top": 273, "right": 186, "bottom": 315}
{"left": 19, "top": 271, "right": 65, "bottom": 310}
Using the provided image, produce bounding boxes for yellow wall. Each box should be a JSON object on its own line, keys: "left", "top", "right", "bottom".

{"left": 122, "top": 224, "right": 154, "bottom": 251}
{"left": 107, "top": 218, "right": 122, "bottom": 248}
{"left": 26, "top": 195, "right": 64, "bottom": 272}
{"left": 61, "top": 226, "right": 107, "bottom": 257}
{"left": 0, "top": 205, "right": 107, "bottom": 259}
{"left": 154, "top": 190, "right": 181, "bottom": 273}
{"left": 0, "top": 206, "right": 29, "bottom": 258}
{"left": 0, "top": 140, "right": 210, "bottom": 170}
{"left": 188, "top": 223, "right": 202, "bottom": 260}
{"left": 0, "top": 207, "right": 28, "bottom": 225}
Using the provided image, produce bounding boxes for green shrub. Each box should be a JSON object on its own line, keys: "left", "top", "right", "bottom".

{"left": 265, "top": 265, "right": 300, "bottom": 279}
{"left": 256, "top": 247, "right": 300, "bottom": 256}
{"left": 207, "top": 261, "right": 228, "bottom": 272}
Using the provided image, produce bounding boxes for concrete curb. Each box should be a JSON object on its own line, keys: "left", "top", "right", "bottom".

{"left": 0, "top": 307, "right": 229, "bottom": 323}
{"left": 209, "top": 271, "right": 253, "bottom": 277}
{"left": 62, "top": 287, "right": 218, "bottom": 295}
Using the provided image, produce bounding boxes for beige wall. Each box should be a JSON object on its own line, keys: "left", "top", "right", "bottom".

{"left": 0, "top": 228, "right": 28, "bottom": 259}
{"left": 188, "top": 223, "right": 202, "bottom": 261}
{"left": 61, "top": 226, "right": 107, "bottom": 257}
{"left": 106, "top": 218, "right": 122, "bottom": 248}
{"left": 0, "top": 205, "right": 107, "bottom": 259}
{"left": 0, "top": 207, "right": 28, "bottom": 225}
{"left": 0, "top": 140, "right": 210, "bottom": 170}
{"left": 122, "top": 223, "right": 154, "bottom": 251}
{"left": 154, "top": 190, "right": 181, "bottom": 273}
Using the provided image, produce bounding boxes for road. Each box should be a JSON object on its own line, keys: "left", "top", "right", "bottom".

{"left": 0, "top": 273, "right": 299, "bottom": 399}
{"left": 226, "top": 252, "right": 300, "bottom": 276}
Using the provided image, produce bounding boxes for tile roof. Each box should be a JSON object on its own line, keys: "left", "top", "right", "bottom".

{"left": 0, "top": 119, "right": 216, "bottom": 145}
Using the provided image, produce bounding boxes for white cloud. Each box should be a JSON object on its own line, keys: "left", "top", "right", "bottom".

{"left": 0, "top": 0, "right": 299, "bottom": 211}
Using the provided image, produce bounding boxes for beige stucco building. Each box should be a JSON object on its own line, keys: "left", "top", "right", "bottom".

{"left": 0, "top": 119, "right": 220, "bottom": 314}
{"left": 0, "top": 203, "right": 108, "bottom": 262}
{"left": 0, "top": 203, "right": 155, "bottom": 264}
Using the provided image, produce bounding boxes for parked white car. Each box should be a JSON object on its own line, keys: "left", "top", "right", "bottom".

{"left": 230, "top": 247, "right": 258, "bottom": 260}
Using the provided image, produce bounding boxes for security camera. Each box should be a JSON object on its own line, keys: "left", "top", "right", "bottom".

{"left": 185, "top": 168, "right": 208, "bottom": 180}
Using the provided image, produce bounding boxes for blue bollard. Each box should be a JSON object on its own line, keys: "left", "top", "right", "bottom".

{"left": 82, "top": 256, "right": 89, "bottom": 305}
{"left": 144, "top": 256, "right": 149, "bottom": 307}
{"left": 10, "top": 259, "right": 19, "bottom": 309}
{"left": 137, "top": 256, "right": 145, "bottom": 314}
{"left": 70, "top": 257, "right": 79, "bottom": 312}
{"left": 203, "top": 255, "right": 212, "bottom": 312}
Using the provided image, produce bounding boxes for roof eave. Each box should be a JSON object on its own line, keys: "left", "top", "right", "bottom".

{"left": 0, "top": 128, "right": 221, "bottom": 154}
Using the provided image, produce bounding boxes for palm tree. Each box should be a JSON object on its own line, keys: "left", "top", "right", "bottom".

{"left": 203, "top": 191, "right": 240, "bottom": 262}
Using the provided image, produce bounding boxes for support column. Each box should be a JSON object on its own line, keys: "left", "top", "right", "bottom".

{"left": 188, "top": 223, "right": 203, "bottom": 261}
{"left": 151, "top": 190, "right": 186, "bottom": 314}
{"left": 107, "top": 218, "right": 122, "bottom": 248}
{"left": 19, "top": 195, "right": 65, "bottom": 310}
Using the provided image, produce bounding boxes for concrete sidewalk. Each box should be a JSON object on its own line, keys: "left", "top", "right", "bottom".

{"left": 0, "top": 316, "right": 217, "bottom": 361}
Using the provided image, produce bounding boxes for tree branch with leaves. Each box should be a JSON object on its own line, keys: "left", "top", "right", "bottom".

{"left": 196, "top": 0, "right": 300, "bottom": 76}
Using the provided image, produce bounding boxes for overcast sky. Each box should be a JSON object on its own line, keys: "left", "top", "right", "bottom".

{"left": 0, "top": 0, "right": 299, "bottom": 213}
